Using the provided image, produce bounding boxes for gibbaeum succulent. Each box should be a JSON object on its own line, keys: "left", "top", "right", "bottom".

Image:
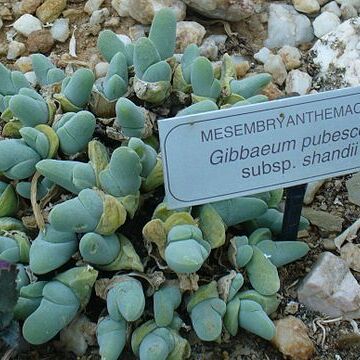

{"left": 0, "top": 7, "right": 313, "bottom": 356}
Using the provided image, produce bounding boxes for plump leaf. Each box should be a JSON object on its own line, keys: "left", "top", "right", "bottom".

{"left": 148, "top": 8, "right": 177, "bottom": 60}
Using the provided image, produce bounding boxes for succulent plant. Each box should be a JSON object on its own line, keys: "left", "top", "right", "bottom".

{"left": 53, "top": 111, "right": 96, "bottom": 155}
{"left": 29, "top": 225, "right": 78, "bottom": 274}
{"left": 195, "top": 196, "right": 268, "bottom": 249}
{"left": 49, "top": 188, "right": 127, "bottom": 235}
{"left": 54, "top": 68, "right": 95, "bottom": 112}
{"left": 154, "top": 281, "right": 182, "bottom": 327}
{"left": 230, "top": 73, "right": 272, "bottom": 99}
{"left": 0, "top": 10, "right": 316, "bottom": 355}
{"left": 97, "top": 316, "right": 127, "bottom": 360}
{"left": 98, "top": 52, "right": 129, "bottom": 101}
{"left": 97, "top": 30, "right": 134, "bottom": 65}
{"left": 143, "top": 205, "right": 196, "bottom": 259}
{"left": 187, "top": 281, "right": 226, "bottom": 341}
{"left": 0, "top": 182, "right": 18, "bottom": 217}
{"left": 218, "top": 271, "right": 278, "bottom": 340}
{"left": 246, "top": 208, "right": 309, "bottom": 235}
{"left": 133, "top": 9, "right": 176, "bottom": 104}
{"left": 165, "top": 224, "right": 211, "bottom": 274}
{"left": 176, "top": 100, "right": 218, "bottom": 117}
{"left": 228, "top": 228, "right": 309, "bottom": 295}
{"left": 0, "top": 117, "right": 66, "bottom": 181}
{"left": 98, "top": 143, "right": 145, "bottom": 197}
{"left": 36, "top": 139, "right": 108, "bottom": 194}
{"left": 141, "top": 156, "right": 164, "bottom": 192}
{"left": 223, "top": 296, "right": 275, "bottom": 340}
{"left": 190, "top": 57, "right": 221, "bottom": 103}
{"left": 115, "top": 98, "right": 146, "bottom": 138}
{"left": 14, "top": 281, "right": 47, "bottom": 320}
{"left": 0, "top": 218, "right": 26, "bottom": 232}
{"left": 36, "top": 159, "right": 96, "bottom": 194}
{"left": 106, "top": 275, "right": 145, "bottom": 322}
{"left": 9, "top": 88, "right": 55, "bottom": 127}
{"left": 0, "top": 62, "right": 30, "bottom": 113}
{"left": 79, "top": 232, "right": 143, "bottom": 272}
{"left": 22, "top": 266, "right": 98, "bottom": 344}
{"left": 217, "top": 271, "right": 244, "bottom": 303}
{"left": 131, "top": 316, "right": 191, "bottom": 360}
{"left": 31, "top": 54, "right": 65, "bottom": 86}
{"left": 173, "top": 44, "right": 200, "bottom": 93}
{"left": 0, "top": 231, "right": 30, "bottom": 264}
{"left": 91, "top": 52, "right": 130, "bottom": 117}
{"left": 16, "top": 177, "right": 54, "bottom": 201}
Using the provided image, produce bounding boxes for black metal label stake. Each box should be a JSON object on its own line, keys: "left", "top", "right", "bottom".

{"left": 280, "top": 184, "right": 307, "bottom": 241}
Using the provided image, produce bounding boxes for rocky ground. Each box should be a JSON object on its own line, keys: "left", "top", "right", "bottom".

{"left": 1, "top": 0, "right": 360, "bottom": 359}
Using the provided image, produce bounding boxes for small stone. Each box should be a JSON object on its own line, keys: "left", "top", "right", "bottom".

{"left": 264, "top": 55, "right": 287, "bottom": 86}
{"left": 0, "top": 7, "right": 13, "bottom": 21}
{"left": 182, "top": 0, "right": 256, "bottom": 21}
{"left": 322, "top": 1, "right": 342, "bottom": 16}
{"left": 89, "top": 8, "right": 109, "bottom": 25}
{"left": 84, "top": 0, "right": 104, "bottom": 14}
{"left": 13, "top": 14, "right": 42, "bottom": 37}
{"left": 298, "top": 252, "right": 360, "bottom": 318}
{"left": 265, "top": 4, "right": 314, "bottom": 48}
{"left": 336, "top": 333, "right": 360, "bottom": 349}
{"left": 285, "top": 70, "right": 312, "bottom": 95}
{"left": 0, "top": 17, "right": 3, "bottom": 30}
{"left": 319, "top": 203, "right": 328, "bottom": 211}
{"left": 19, "top": 0, "right": 43, "bottom": 14}
{"left": 278, "top": 45, "right": 302, "bottom": 70}
{"left": 176, "top": 21, "right": 206, "bottom": 53}
{"left": 36, "top": 0, "right": 67, "bottom": 23}
{"left": 111, "top": 0, "right": 186, "bottom": 25}
{"left": 254, "top": 47, "right": 272, "bottom": 64}
{"left": 310, "top": 19, "right": 360, "bottom": 88}
{"left": 27, "top": 29, "right": 54, "bottom": 53}
{"left": 341, "top": 3, "right": 357, "bottom": 19}
{"left": 323, "top": 238, "right": 336, "bottom": 250}
{"left": 313, "top": 11, "right": 341, "bottom": 38}
{"left": 199, "top": 35, "right": 227, "bottom": 61}
{"left": 346, "top": 173, "right": 360, "bottom": 206}
{"left": 24, "top": 71, "right": 37, "bottom": 86}
{"left": 236, "top": 61, "right": 250, "bottom": 77}
{"left": 129, "top": 24, "right": 147, "bottom": 41}
{"left": 7, "top": 41, "right": 26, "bottom": 60}
{"left": 271, "top": 316, "right": 315, "bottom": 360}
{"left": 59, "top": 315, "right": 96, "bottom": 356}
{"left": 317, "top": 0, "right": 331, "bottom": 5}
{"left": 302, "top": 207, "right": 343, "bottom": 232}
{"left": 95, "top": 61, "right": 109, "bottom": 79}
{"left": 284, "top": 301, "right": 299, "bottom": 315}
{"left": 15, "top": 56, "right": 33, "bottom": 73}
{"left": 293, "top": 0, "right": 320, "bottom": 13}
{"left": 262, "top": 82, "right": 284, "bottom": 100}
{"left": 51, "top": 18, "right": 70, "bottom": 42}
{"left": 200, "top": 38, "right": 218, "bottom": 61}
{"left": 0, "top": 43, "right": 8, "bottom": 56}
{"left": 104, "top": 16, "right": 120, "bottom": 28}
{"left": 340, "top": 243, "right": 360, "bottom": 272}
{"left": 336, "top": 0, "right": 360, "bottom": 8}
{"left": 63, "top": 8, "right": 83, "bottom": 21}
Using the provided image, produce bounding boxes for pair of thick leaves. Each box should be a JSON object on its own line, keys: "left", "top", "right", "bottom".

{"left": 229, "top": 228, "right": 309, "bottom": 296}
{"left": 22, "top": 267, "right": 98, "bottom": 345}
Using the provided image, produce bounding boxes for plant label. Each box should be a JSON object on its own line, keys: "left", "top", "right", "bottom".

{"left": 159, "top": 86, "right": 360, "bottom": 209}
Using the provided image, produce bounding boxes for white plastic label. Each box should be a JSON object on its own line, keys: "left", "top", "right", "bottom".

{"left": 159, "top": 87, "right": 360, "bottom": 209}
